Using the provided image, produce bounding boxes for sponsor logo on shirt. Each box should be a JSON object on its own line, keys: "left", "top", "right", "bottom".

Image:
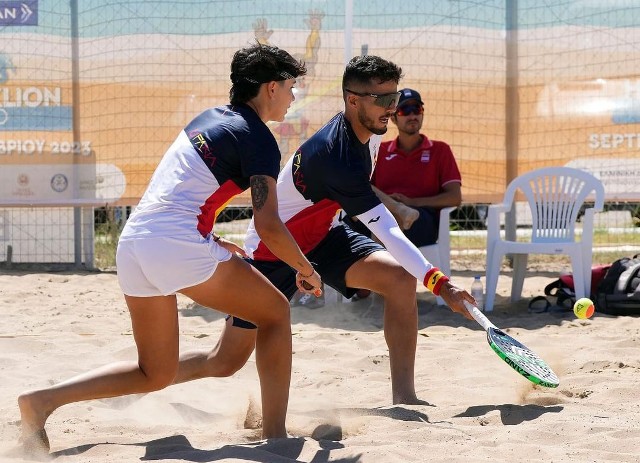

{"left": 385, "top": 153, "right": 398, "bottom": 161}
{"left": 292, "top": 149, "right": 306, "bottom": 193}
{"left": 188, "top": 130, "right": 216, "bottom": 165}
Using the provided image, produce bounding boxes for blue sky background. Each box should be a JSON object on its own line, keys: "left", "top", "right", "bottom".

{"left": 3, "top": 0, "right": 639, "bottom": 36}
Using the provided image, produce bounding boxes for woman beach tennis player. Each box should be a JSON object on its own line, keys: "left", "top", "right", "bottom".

{"left": 18, "top": 43, "right": 321, "bottom": 454}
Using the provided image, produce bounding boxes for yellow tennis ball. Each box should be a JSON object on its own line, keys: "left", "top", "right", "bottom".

{"left": 574, "top": 297, "right": 595, "bottom": 319}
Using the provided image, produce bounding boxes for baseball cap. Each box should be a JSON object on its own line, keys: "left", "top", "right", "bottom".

{"left": 397, "top": 88, "right": 423, "bottom": 107}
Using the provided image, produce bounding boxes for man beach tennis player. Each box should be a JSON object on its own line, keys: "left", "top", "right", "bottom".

{"left": 18, "top": 43, "right": 321, "bottom": 453}
{"left": 173, "top": 55, "right": 475, "bottom": 405}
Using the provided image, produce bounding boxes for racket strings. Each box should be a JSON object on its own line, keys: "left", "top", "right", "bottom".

{"left": 492, "top": 332, "right": 559, "bottom": 383}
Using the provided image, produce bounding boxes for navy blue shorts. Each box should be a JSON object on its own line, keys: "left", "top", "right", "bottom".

{"left": 228, "top": 224, "right": 385, "bottom": 329}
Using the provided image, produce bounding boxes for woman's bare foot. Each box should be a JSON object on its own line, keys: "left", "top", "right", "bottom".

{"left": 19, "top": 428, "right": 50, "bottom": 458}
{"left": 18, "top": 392, "right": 52, "bottom": 455}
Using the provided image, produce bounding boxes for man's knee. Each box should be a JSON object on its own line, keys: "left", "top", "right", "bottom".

{"left": 380, "top": 266, "right": 417, "bottom": 296}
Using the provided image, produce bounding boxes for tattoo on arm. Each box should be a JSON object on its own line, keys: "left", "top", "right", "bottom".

{"left": 250, "top": 175, "right": 269, "bottom": 211}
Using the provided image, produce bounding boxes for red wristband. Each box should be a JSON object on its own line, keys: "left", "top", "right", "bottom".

{"left": 424, "top": 268, "right": 450, "bottom": 296}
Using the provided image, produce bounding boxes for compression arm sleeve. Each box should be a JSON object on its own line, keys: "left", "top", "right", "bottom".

{"left": 355, "top": 203, "right": 449, "bottom": 295}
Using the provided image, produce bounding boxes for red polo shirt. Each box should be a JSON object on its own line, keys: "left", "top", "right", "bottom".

{"left": 372, "top": 135, "right": 461, "bottom": 198}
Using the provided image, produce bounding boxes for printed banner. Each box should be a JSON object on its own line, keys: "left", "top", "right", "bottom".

{"left": 0, "top": 1, "right": 37, "bottom": 26}
{"left": 1, "top": 1, "right": 640, "bottom": 206}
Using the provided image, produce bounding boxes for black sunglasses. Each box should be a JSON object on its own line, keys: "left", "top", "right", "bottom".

{"left": 395, "top": 104, "right": 424, "bottom": 117}
{"left": 344, "top": 88, "right": 401, "bottom": 109}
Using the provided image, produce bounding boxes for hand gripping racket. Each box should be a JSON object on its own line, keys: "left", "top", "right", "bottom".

{"left": 464, "top": 301, "right": 559, "bottom": 388}
{"left": 301, "top": 280, "right": 322, "bottom": 297}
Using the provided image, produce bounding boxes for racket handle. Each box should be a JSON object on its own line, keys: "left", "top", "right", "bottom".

{"left": 463, "top": 300, "right": 497, "bottom": 331}
{"left": 301, "top": 280, "right": 322, "bottom": 297}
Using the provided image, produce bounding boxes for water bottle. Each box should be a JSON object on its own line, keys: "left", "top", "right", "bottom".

{"left": 471, "top": 275, "right": 484, "bottom": 311}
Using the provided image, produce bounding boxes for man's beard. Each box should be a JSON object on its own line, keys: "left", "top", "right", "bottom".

{"left": 401, "top": 126, "right": 420, "bottom": 136}
{"left": 358, "top": 109, "right": 389, "bottom": 136}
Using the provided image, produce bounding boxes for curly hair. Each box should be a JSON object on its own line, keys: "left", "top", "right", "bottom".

{"left": 342, "top": 55, "right": 403, "bottom": 91}
{"left": 230, "top": 43, "right": 307, "bottom": 105}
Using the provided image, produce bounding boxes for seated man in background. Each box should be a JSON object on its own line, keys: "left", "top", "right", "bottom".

{"left": 344, "top": 87, "right": 462, "bottom": 300}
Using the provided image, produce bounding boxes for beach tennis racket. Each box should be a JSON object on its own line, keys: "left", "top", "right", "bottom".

{"left": 464, "top": 301, "right": 559, "bottom": 388}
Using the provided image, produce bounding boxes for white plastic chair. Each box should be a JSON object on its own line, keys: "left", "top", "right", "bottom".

{"left": 419, "top": 206, "right": 456, "bottom": 305}
{"left": 484, "top": 167, "right": 605, "bottom": 312}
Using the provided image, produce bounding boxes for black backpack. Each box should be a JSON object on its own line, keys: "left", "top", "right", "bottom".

{"left": 595, "top": 255, "right": 640, "bottom": 316}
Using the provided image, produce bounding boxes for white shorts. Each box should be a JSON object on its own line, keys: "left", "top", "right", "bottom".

{"left": 116, "top": 234, "right": 233, "bottom": 297}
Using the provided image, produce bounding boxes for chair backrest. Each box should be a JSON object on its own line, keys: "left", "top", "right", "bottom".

{"left": 504, "top": 167, "right": 605, "bottom": 243}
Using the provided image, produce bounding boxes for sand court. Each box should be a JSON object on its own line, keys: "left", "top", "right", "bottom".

{"left": 1, "top": 269, "right": 639, "bottom": 462}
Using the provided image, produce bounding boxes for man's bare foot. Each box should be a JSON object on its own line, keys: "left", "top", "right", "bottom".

{"left": 394, "top": 205, "right": 419, "bottom": 230}
{"left": 393, "top": 395, "right": 433, "bottom": 406}
{"left": 18, "top": 392, "right": 51, "bottom": 455}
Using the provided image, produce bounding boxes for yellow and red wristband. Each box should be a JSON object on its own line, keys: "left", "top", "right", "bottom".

{"left": 424, "top": 268, "right": 449, "bottom": 296}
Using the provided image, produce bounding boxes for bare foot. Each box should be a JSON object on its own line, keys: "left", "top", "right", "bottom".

{"left": 18, "top": 392, "right": 52, "bottom": 455}
{"left": 393, "top": 395, "right": 433, "bottom": 406}
{"left": 394, "top": 205, "right": 419, "bottom": 230}
{"left": 19, "top": 428, "right": 50, "bottom": 459}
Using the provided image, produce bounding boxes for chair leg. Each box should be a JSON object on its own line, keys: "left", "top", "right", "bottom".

{"left": 325, "top": 285, "right": 344, "bottom": 305}
{"left": 570, "top": 254, "right": 587, "bottom": 300}
{"left": 433, "top": 249, "right": 447, "bottom": 305}
{"left": 582, "top": 249, "right": 593, "bottom": 298}
{"left": 439, "top": 251, "right": 450, "bottom": 280}
{"left": 511, "top": 254, "right": 528, "bottom": 302}
{"left": 484, "top": 246, "right": 504, "bottom": 312}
